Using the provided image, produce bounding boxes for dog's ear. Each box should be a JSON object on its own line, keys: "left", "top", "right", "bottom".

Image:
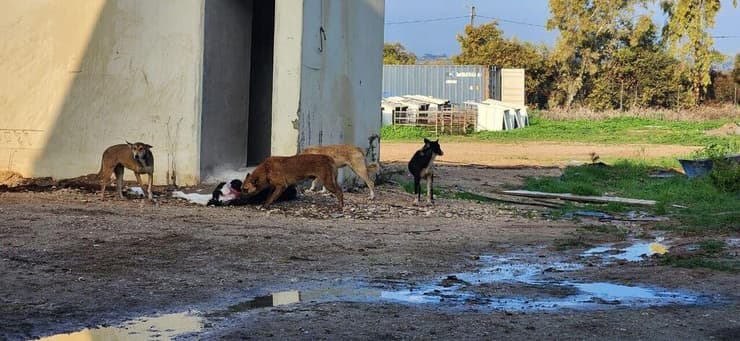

{"left": 126, "top": 140, "right": 133, "bottom": 146}
{"left": 423, "top": 138, "right": 430, "bottom": 144}
{"left": 145, "top": 144, "right": 153, "bottom": 149}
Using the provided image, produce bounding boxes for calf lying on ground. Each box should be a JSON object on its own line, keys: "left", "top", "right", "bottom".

{"left": 408, "top": 138, "right": 444, "bottom": 204}
{"left": 243, "top": 154, "right": 343, "bottom": 210}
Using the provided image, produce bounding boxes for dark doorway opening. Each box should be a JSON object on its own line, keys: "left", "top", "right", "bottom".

{"left": 201, "top": 0, "right": 275, "bottom": 180}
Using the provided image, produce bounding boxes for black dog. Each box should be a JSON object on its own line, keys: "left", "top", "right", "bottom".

{"left": 207, "top": 179, "right": 297, "bottom": 206}
{"left": 408, "top": 138, "right": 444, "bottom": 204}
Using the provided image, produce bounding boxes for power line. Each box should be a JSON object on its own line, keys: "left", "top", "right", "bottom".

{"left": 712, "top": 35, "right": 739, "bottom": 39}
{"left": 384, "top": 13, "right": 547, "bottom": 28}
{"left": 385, "top": 16, "right": 468, "bottom": 25}
{"left": 476, "top": 15, "right": 547, "bottom": 28}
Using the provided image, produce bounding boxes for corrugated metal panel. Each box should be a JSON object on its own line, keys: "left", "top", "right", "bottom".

{"left": 382, "top": 65, "right": 497, "bottom": 107}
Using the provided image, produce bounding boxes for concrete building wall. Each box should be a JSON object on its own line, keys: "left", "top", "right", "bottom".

{"left": 0, "top": 0, "right": 204, "bottom": 185}
{"left": 270, "top": 0, "right": 304, "bottom": 157}
{"left": 1, "top": 0, "right": 385, "bottom": 186}
{"left": 298, "top": 0, "right": 385, "bottom": 169}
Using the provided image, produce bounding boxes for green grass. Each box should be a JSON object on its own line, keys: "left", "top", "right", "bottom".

{"left": 660, "top": 255, "right": 738, "bottom": 272}
{"left": 398, "top": 179, "right": 444, "bottom": 197}
{"left": 552, "top": 238, "right": 593, "bottom": 251}
{"left": 524, "top": 161, "right": 740, "bottom": 233}
{"left": 382, "top": 116, "right": 738, "bottom": 146}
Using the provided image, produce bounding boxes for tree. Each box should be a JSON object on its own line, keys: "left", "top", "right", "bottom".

{"left": 587, "top": 15, "right": 686, "bottom": 110}
{"left": 660, "top": 0, "right": 737, "bottom": 105}
{"left": 546, "top": 0, "right": 648, "bottom": 108}
{"left": 453, "top": 22, "right": 554, "bottom": 108}
{"left": 383, "top": 42, "right": 417, "bottom": 65}
{"left": 734, "top": 54, "right": 740, "bottom": 86}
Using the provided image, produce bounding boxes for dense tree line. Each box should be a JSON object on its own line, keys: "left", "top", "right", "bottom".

{"left": 384, "top": 0, "right": 738, "bottom": 110}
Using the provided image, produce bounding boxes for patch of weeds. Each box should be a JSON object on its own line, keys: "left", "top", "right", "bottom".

{"left": 552, "top": 238, "right": 593, "bottom": 251}
{"left": 709, "top": 159, "right": 740, "bottom": 193}
{"left": 691, "top": 140, "right": 740, "bottom": 193}
{"left": 697, "top": 240, "right": 725, "bottom": 255}
{"left": 380, "top": 125, "right": 430, "bottom": 140}
{"left": 524, "top": 160, "right": 740, "bottom": 232}
{"left": 660, "top": 255, "right": 738, "bottom": 272}
{"left": 578, "top": 225, "right": 629, "bottom": 241}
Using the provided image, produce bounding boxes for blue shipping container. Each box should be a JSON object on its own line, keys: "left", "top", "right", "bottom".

{"left": 382, "top": 65, "right": 498, "bottom": 107}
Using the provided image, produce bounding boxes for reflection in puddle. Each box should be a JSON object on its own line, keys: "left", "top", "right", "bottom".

{"left": 375, "top": 256, "right": 699, "bottom": 310}
{"left": 583, "top": 242, "right": 669, "bottom": 262}
{"left": 218, "top": 255, "right": 701, "bottom": 313}
{"left": 38, "top": 311, "right": 202, "bottom": 341}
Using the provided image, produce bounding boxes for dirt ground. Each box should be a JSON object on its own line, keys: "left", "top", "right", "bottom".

{"left": 1, "top": 142, "right": 738, "bottom": 340}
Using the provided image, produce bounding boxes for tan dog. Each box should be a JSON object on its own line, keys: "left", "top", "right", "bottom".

{"left": 98, "top": 141, "right": 154, "bottom": 200}
{"left": 300, "top": 144, "right": 378, "bottom": 199}
{"left": 242, "top": 154, "right": 343, "bottom": 210}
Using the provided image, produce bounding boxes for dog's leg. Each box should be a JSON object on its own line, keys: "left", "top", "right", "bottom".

{"left": 322, "top": 178, "right": 344, "bottom": 211}
{"left": 114, "top": 164, "right": 125, "bottom": 199}
{"left": 146, "top": 172, "right": 153, "bottom": 200}
{"left": 263, "top": 185, "right": 286, "bottom": 209}
{"left": 308, "top": 178, "right": 320, "bottom": 192}
{"left": 427, "top": 173, "right": 434, "bottom": 203}
{"left": 322, "top": 175, "right": 344, "bottom": 211}
{"left": 413, "top": 176, "right": 421, "bottom": 204}
{"left": 99, "top": 166, "right": 113, "bottom": 200}
{"left": 353, "top": 165, "right": 375, "bottom": 200}
{"left": 308, "top": 178, "right": 328, "bottom": 193}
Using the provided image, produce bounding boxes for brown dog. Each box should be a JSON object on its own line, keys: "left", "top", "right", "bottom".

{"left": 300, "top": 144, "right": 378, "bottom": 199}
{"left": 98, "top": 141, "right": 154, "bottom": 200}
{"left": 242, "top": 154, "right": 343, "bottom": 210}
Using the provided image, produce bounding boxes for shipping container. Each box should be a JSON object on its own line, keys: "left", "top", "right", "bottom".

{"left": 382, "top": 65, "right": 499, "bottom": 107}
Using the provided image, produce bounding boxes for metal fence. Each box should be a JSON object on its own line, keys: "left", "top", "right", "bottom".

{"left": 391, "top": 109, "right": 477, "bottom": 136}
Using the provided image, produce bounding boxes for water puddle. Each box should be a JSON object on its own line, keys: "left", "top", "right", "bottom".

{"left": 37, "top": 311, "right": 202, "bottom": 341}
{"left": 213, "top": 254, "right": 700, "bottom": 313}
{"left": 38, "top": 249, "right": 703, "bottom": 339}
{"left": 583, "top": 241, "right": 669, "bottom": 262}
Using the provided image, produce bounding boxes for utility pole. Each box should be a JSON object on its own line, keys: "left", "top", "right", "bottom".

{"left": 470, "top": 6, "right": 476, "bottom": 27}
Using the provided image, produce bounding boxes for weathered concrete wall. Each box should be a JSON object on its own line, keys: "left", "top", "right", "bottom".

{"left": 0, "top": 0, "right": 204, "bottom": 185}
{"left": 270, "top": 0, "right": 304, "bottom": 157}
{"left": 297, "top": 0, "right": 385, "bottom": 180}
{"left": 201, "top": 0, "right": 253, "bottom": 177}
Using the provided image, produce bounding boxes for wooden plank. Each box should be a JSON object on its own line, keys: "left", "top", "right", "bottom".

{"left": 501, "top": 190, "right": 656, "bottom": 206}
{"left": 466, "top": 191, "right": 564, "bottom": 209}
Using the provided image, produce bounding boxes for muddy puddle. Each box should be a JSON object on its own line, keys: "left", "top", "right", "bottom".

{"left": 582, "top": 241, "right": 669, "bottom": 262}
{"left": 37, "top": 245, "right": 706, "bottom": 340}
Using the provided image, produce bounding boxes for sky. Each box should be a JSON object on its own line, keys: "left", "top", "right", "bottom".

{"left": 384, "top": 0, "right": 740, "bottom": 60}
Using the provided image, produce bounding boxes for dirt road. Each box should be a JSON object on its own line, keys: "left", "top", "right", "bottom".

{"left": 1, "top": 143, "right": 737, "bottom": 340}
{"left": 380, "top": 141, "right": 698, "bottom": 166}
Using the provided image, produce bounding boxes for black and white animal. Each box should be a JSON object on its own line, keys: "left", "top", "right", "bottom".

{"left": 407, "top": 138, "right": 444, "bottom": 204}
{"left": 207, "top": 179, "right": 244, "bottom": 206}
{"left": 172, "top": 179, "right": 298, "bottom": 206}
